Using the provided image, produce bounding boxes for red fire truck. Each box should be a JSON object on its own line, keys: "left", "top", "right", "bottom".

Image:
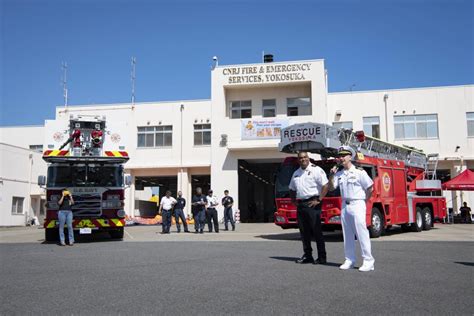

{"left": 38, "top": 115, "right": 131, "bottom": 241}
{"left": 274, "top": 122, "right": 447, "bottom": 237}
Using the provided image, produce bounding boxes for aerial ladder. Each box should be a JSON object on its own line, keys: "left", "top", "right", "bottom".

{"left": 279, "top": 122, "right": 437, "bottom": 177}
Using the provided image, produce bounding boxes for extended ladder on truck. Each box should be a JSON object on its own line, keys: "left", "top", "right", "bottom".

{"left": 279, "top": 122, "right": 433, "bottom": 171}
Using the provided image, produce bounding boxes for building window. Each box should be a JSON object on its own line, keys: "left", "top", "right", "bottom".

{"left": 363, "top": 116, "right": 380, "bottom": 138}
{"left": 333, "top": 121, "right": 353, "bottom": 130}
{"left": 29, "top": 145, "right": 43, "bottom": 152}
{"left": 230, "top": 101, "right": 252, "bottom": 119}
{"left": 287, "top": 97, "right": 311, "bottom": 116}
{"left": 262, "top": 99, "right": 276, "bottom": 117}
{"left": 194, "top": 124, "right": 211, "bottom": 146}
{"left": 467, "top": 112, "right": 474, "bottom": 137}
{"left": 11, "top": 197, "right": 24, "bottom": 214}
{"left": 394, "top": 114, "right": 438, "bottom": 140}
{"left": 137, "top": 126, "right": 173, "bottom": 148}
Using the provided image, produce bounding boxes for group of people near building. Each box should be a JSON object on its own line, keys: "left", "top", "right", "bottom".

{"left": 158, "top": 188, "right": 236, "bottom": 234}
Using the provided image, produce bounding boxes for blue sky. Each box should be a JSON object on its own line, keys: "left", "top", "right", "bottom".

{"left": 1, "top": 0, "right": 473, "bottom": 126}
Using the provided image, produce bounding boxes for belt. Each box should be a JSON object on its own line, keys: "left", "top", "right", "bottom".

{"left": 298, "top": 195, "right": 320, "bottom": 204}
{"left": 344, "top": 199, "right": 364, "bottom": 205}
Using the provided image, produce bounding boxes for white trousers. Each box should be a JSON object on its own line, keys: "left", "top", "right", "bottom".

{"left": 341, "top": 200, "right": 374, "bottom": 263}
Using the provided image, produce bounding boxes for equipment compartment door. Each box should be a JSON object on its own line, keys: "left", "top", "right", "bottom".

{"left": 392, "top": 167, "right": 408, "bottom": 223}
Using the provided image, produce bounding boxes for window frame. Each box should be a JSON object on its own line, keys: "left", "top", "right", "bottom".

{"left": 194, "top": 124, "right": 212, "bottom": 146}
{"left": 230, "top": 100, "right": 252, "bottom": 119}
{"left": 262, "top": 99, "right": 276, "bottom": 118}
{"left": 394, "top": 114, "right": 439, "bottom": 140}
{"left": 332, "top": 121, "right": 353, "bottom": 130}
{"left": 137, "top": 126, "right": 173, "bottom": 148}
{"left": 467, "top": 112, "right": 474, "bottom": 137}
{"left": 363, "top": 116, "right": 380, "bottom": 138}
{"left": 11, "top": 197, "right": 24, "bottom": 215}
{"left": 29, "top": 145, "right": 43, "bottom": 152}
{"left": 286, "top": 97, "right": 312, "bottom": 117}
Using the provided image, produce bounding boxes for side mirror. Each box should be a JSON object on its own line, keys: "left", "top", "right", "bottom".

{"left": 124, "top": 174, "right": 132, "bottom": 187}
{"left": 38, "top": 175, "right": 46, "bottom": 187}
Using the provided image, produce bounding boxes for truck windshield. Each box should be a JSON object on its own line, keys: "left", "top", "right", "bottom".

{"left": 47, "top": 165, "right": 123, "bottom": 187}
{"left": 275, "top": 163, "right": 299, "bottom": 198}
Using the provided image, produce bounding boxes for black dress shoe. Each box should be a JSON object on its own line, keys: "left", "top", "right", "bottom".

{"left": 295, "top": 256, "right": 314, "bottom": 264}
{"left": 314, "top": 258, "right": 327, "bottom": 265}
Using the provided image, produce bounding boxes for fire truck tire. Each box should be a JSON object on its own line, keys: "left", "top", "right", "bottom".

{"left": 369, "top": 208, "right": 384, "bottom": 238}
{"left": 411, "top": 207, "right": 423, "bottom": 232}
{"left": 422, "top": 207, "right": 433, "bottom": 231}
{"left": 45, "top": 229, "right": 59, "bottom": 242}
{"left": 109, "top": 228, "right": 124, "bottom": 239}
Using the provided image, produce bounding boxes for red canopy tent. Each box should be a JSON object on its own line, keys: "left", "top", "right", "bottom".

{"left": 442, "top": 169, "right": 474, "bottom": 191}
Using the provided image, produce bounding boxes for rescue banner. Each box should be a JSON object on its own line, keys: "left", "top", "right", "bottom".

{"left": 241, "top": 119, "right": 289, "bottom": 140}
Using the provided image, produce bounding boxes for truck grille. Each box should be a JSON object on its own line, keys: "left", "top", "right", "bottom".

{"left": 72, "top": 194, "right": 102, "bottom": 217}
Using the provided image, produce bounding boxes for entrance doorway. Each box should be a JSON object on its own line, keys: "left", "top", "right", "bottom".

{"left": 191, "top": 175, "right": 210, "bottom": 195}
{"left": 135, "top": 176, "right": 177, "bottom": 198}
{"left": 238, "top": 159, "right": 281, "bottom": 223}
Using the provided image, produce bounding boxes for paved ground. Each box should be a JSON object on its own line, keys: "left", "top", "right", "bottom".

{"left": 0, "top": 224, "right": 473, "bottom": 315}
{"left": 1, "top": 222, "right": 473, "bottom": 243}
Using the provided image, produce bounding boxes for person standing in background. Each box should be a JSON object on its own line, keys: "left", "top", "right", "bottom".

{"left": 174, "top": 191, "right": 189, "bottom": 232}
{"left": 222, "top": 190, "right": 235, "bottom": 231}
{"left": 58, "top": 189, "right": 75, "bottom": 246}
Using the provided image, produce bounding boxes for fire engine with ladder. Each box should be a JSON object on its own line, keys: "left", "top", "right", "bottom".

{"left": 38, "top": 115, "right": 131, "bottom": 241}
{"left": 274, "top": 122, "right": 447, "bottom": 237}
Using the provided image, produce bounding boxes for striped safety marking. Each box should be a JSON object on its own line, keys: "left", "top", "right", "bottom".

{"left": 43, "top": 150, "right": 70, "bottom": 157}
{"left": 104, "top": 151, "right": 129, "bottom": 158}
{"left": 44, "top": 218, "right": 125, "bottom": 229}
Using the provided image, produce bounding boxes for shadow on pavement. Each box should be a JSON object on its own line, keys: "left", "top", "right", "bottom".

{"left": 256, "top": 232, "right": 344, "bottom": 242}
{"left": 454, "top": 261, "right": 474, "bottom": 267}
{"left": 40, "top": 232, "right": 122, "bottom": 245}
{"left": 269, "top": 256, "right": 341, "bottom": 267}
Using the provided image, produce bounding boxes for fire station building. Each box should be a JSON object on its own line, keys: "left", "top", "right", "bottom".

{"left": 1, "top": 57, "right": 473, "bottom": 226}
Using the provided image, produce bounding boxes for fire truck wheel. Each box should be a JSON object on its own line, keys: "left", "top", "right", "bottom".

{"left": 369, "top": 208, "right": 384, "bottom": 238}
{"left": 411, "top": 207, "right": 423, "bottom": 232}
{"left": 109, "top": 228, "right": 124, "bottom": 239}
{"left": 45, "top": 229, "right": 59, "bottom": 242}
{"left": 422, "top": 207, "right": 433, "bottom": 231}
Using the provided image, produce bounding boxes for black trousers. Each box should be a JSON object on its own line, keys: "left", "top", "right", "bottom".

{"left": 174, "top": 208, "right": 188, "bottom": 232}
{"left": 224, "top": 207, "right": 235, "bottom": 230}
{"left": 297, "top": 202, "right": 326, "bottom": 259}
{"left": 206, "top": 208, "right": 219, "bottom": 232}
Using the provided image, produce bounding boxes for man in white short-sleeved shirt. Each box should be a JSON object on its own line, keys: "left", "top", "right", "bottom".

{"left": 289, "top": 151, "right": 329, "bottom": 265}
{"left": 159, "top": 190, "right": 176, "bottom": 234}
{"left": 329, "top": 146, "right": 375, "bottom": 272}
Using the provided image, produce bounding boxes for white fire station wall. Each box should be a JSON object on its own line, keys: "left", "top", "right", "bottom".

{"left": 327, "top": 85, "right": 474, "bottom": 159}
{"left": 0, "top": 125, "right": 45, "bottom": 150}
{"left": 0, "top": 144, "right": 46, "bottom": 226}
{"left": 55, "top": 100, "right": 212, "bottom": 169}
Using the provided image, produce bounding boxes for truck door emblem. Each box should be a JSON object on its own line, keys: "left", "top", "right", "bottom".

{"left": 382, "top": 172, "right": 391, "bottom": 192}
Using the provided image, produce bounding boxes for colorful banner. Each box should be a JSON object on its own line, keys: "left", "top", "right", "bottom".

{"left": 241, "top": 119, "right": 289, "bottom": 140}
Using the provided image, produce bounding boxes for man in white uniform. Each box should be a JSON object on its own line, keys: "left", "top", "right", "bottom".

{"left": 159, "top": 190, "right": 177, "bottom": 234}
{"left": 206, "top": 190, "right": 220, "bottom": 233}
{"left": 289, "top": 151, "right": 329, "bottom": 264}
{"left": 329, "top": 146, "right": 375, "bottom": 272}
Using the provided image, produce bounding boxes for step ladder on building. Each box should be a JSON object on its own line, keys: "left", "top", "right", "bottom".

{"left": 424, "top": 154, "right": 439, "bottom": 180}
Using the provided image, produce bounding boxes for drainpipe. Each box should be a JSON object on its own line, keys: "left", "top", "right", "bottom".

{"left": 383, "top": 94, "right": 389, "bottom": 141}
